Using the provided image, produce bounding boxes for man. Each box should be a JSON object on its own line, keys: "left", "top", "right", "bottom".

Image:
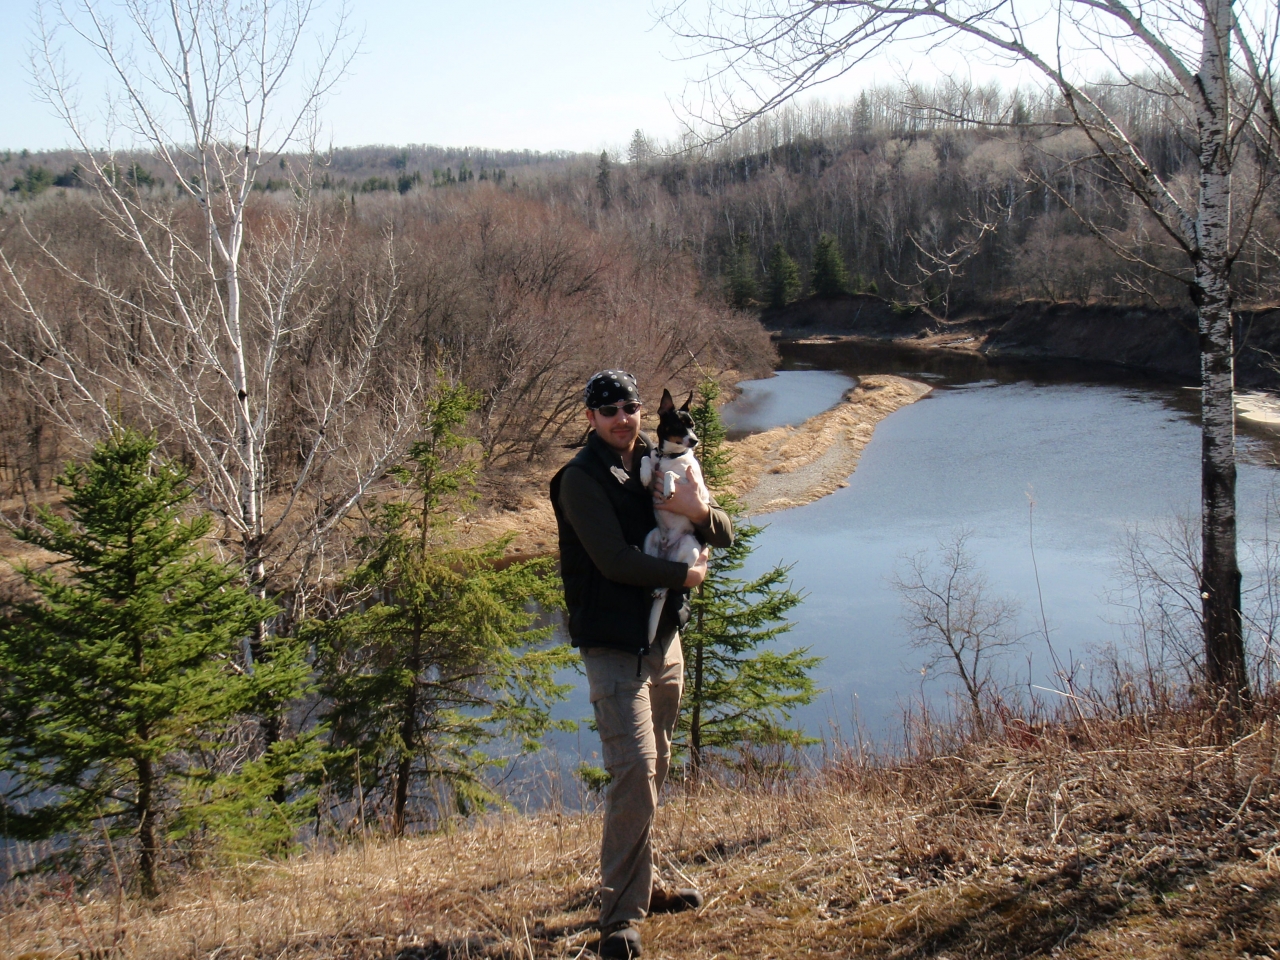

{"left": 551, "top": 370, "right": 734, "bottom": 959}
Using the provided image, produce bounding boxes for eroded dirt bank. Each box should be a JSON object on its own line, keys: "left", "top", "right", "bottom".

{"left": 460, "top": 374, "right": 929, "bottom": 557}
{"left": 762, "top": 294, "right": 1280, "bottom": 390}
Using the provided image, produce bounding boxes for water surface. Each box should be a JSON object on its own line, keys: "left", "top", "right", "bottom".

{"left": 733, "top": 342, "right": 1280, "bottom": 743}
{"left": 721, "top": 369, "right": 855, "bottom": 438}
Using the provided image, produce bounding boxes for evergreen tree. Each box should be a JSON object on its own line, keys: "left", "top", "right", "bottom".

{"left": 9, "top": 165, "right": 56, "bottom": 198}
{"left": 855, "top": 91, "right": 873, "bottom": 135}
{"left": 0, "top": 429, "right": 296, "bottom": 895}
{"left": 596, "top": 150, "right": 613, "bottom": 208}
{"left": 628, "top": 128, "right": 652, "bottom": 164}
{"left": 681, "top": 382, "right": 819, "bottom": 773}
{"left": 725, "top": 232, "right": 760, "bottom": 308}
{"left": 1012, "top": 95, "right": 1030, "bottom": 128}
{"left": 312, "top": 382, "right": 575, "bottom": 835}
{"left": 766, "top": 242, "right": 802, "bottom": 308}
{"left": 810, "top": 232, "right": 850, "bottom": 298}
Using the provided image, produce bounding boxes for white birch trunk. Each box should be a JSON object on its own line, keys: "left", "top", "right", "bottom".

{"left": 1195, "top": 0, "right": 1249, "bottom": 711}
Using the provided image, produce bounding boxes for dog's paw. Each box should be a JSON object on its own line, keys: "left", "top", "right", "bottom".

{"left": 639, "top": 455, "right": 654, "bottom": 487}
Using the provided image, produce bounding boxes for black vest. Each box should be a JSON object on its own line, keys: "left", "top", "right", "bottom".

{"left": 550, "top": 433, "right": 689, "bottom": 654}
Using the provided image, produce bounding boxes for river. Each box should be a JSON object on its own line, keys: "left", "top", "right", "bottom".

{"left": 733, "top": 340, "right": 1280, "bottom": 745}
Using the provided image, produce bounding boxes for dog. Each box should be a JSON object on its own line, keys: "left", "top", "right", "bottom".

{"left": 639, "top": 389, "right": 710, "bottom": 645}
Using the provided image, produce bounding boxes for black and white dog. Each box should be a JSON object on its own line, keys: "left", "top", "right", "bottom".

{"left": 639, "top": 389, "right": 710, "bottom": 644}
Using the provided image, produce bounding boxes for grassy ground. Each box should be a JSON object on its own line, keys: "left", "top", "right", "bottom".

{"left": 3, "top": 708, "right": 1278, "bottom": 959}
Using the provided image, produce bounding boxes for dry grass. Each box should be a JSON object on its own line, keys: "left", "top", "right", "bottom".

{"left": 5, "top": 709, "right": 1278, "bottom": 959}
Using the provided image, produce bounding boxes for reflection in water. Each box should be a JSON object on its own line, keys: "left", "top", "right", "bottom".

{"left": 783, "top": 338, "right": 1184, "bottom": 388}
{"left": 782, "top": 339, "right": 1280, "bottom": 464}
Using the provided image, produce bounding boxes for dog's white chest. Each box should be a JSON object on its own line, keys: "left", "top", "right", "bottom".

{"left": 642, "top": 450, "right": 707, "bottom": 544}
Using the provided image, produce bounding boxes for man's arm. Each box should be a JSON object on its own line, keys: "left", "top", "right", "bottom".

{"left": 695, "top": 504, "right": 734, "bottom": 549}
{"left": 559, "top": 467, "right": 689, "bottom": 589}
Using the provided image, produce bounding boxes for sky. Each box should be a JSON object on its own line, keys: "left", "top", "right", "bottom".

{"left": 0, "top": 0, "right": 1092, "bottom": 156}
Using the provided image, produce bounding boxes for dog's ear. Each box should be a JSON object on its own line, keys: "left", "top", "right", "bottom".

{"left": 659, "top": 389, "right": 675, "bottom": 414}
{"left": 681, "top": 391, "right": 694, "bottom": 412}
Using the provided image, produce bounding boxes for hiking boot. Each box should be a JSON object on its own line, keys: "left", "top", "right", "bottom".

{"left": 596, "top": 921, "right": 642, "bottom": 959}
{"left": 648, "top": 884, "right": 704, "bottom": 914}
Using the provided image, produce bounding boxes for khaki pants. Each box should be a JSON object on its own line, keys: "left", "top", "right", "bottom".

{"left": 582, "top": 637, "right": 684, "bottom": 929}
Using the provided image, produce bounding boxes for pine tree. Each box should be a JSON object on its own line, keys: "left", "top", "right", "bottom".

{"left": 0, "top": 429, "right": 292, "bottom": 895}
{"left": 627, "top": 128, "right": 652, "bottom": 165}
{"left": 810, "top": 232, "right": 850, "bottom": 298}
{"left": 725, "top": 232, "right": 760, "bottom": 308}
{"left": 596, "top": 150, "right": 613, "bottom": 208}
{"left": 855, "top": 91, "right": 873, "bottom": 135}
{"left": 766, "top": 242, "right": 802, "bottom": 308}
{"left": 312, "top": 382, "right": 574, "bottom": 835}
{"left": 681, "top": 382, "right": 819, "bottom": 774}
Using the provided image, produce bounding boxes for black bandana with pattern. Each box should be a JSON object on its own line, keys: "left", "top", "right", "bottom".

{"left": 583, "top": 369, "right": 641, "bottom": 409}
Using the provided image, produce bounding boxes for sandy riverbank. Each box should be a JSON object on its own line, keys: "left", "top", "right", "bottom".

{"left": 727, "top": 373, "right": 931, "bottom": 514}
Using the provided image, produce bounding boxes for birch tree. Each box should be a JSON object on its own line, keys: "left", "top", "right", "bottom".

{"left": 665, "top": 0, "right": 1280, "bottom": 714}
{"left": 1, "top": 1, "right": 425, "bottom": 616}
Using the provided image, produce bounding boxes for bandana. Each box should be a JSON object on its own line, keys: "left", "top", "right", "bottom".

{"left": 583, "top": 369, "right": 641, "bottom": 409}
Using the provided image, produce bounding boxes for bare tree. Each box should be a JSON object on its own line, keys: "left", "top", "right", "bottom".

{"left": 1111, "top": 505, "right": 1280, "bottom": 701}
{"left": 665, "top": 0, "right": 1280, "bottom": 715}
{"left": 0, "top": 1, "right": 426, "bottom": 619}
{"left": 893, "top": 531, "right": 1022, "bottom": 734}
{"left": 1110, "top": 515, "right": 1207, "bottom": 696}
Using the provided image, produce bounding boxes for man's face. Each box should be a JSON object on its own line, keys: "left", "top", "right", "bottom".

{"left": 586, "top": 403, "right": 642, "bottom": 455}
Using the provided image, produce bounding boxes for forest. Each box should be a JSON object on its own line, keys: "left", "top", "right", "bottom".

{"left": 9, "top": 80, "right": 1280, "bottom": 494}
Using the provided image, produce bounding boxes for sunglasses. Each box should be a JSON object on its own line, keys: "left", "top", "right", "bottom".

{"left": 593, "top": 401, "right": 643, "bottom": 417}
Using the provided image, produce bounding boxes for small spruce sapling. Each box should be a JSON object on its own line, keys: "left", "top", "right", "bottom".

{"left": 0, "top": 429, "right": 293, "bottom": 895}
{"left": 312, "top": 382, "right": 575, "bottom": 836}
{"left": 681, "top": 381, "right": 818, "bottom": 774}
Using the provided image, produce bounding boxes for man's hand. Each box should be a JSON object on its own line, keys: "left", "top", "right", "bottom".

{"left": 683, "top": 546, "right": 711, "bottom": 588}
{"left": 655, "top": 463, "right": 711, "bottom": 526}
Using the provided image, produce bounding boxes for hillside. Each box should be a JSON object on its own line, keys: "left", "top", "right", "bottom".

{"left": 4, "top": 712, "right": 1276, "bottom": 959}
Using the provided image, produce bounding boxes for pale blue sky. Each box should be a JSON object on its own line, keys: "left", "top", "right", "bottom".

{"left": 0, "top": 0, "right": 1084, "bottom": 155}
{"left": 1, "top": 0, "right": 701, "bottom": 153}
